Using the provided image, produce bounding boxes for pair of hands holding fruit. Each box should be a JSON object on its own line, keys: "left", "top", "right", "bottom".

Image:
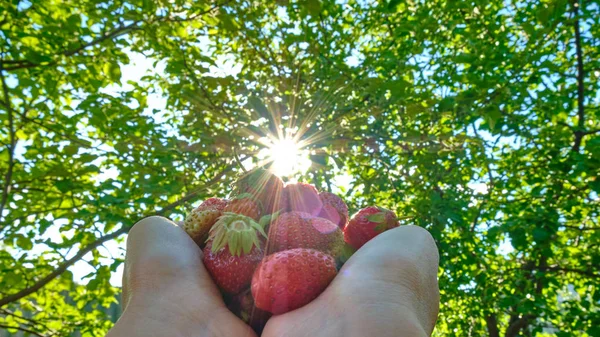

{"left": 107, "top": 169, "right": 440, "bottom": 337}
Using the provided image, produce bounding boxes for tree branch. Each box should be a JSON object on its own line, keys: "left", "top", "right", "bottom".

{"left": 545, "top": 266, "right": 599, "bottom": 279}
{"left": 485, "top": 314, "right": 500, "bottom": 337}
{"left": 0, "top": 323, "right": 46, "bottom": 337}
{"left": 571, "top": 0, "right": 586, "bottom": 153}
{"left": 505, "top": 315, "right": 534, "bottom": 337}
{"left": 561, "top": 224, "right": 600, "bottom": 231}
{"left": 0, "top": 162, "right": 236, "bottom": 307}
{"left": 0, "top": 225, "right": 127, "bottom": 307}
{"left": 2, "top": 22, "right": 142, "bottom": 71}
{"left": 0, "top": 308, "right": 54, "bottom": 332}
{"left": 0, "top": 63, "right": 16, "bottom": 226}
{"left": 583, "top": 128, "right": 600, "bottom": 135}
{"left": 2, "top": 1, "right": 229, "bottom": 71}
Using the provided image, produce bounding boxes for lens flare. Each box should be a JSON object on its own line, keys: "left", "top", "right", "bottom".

{"left": 259, "top": 137, "right": 311, "bottom": 177}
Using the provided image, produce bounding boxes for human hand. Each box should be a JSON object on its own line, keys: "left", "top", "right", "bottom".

{"left": 106, "top": 217, "right": 438, "bottom": 337}
{"left": 261, "top": 225, "right": 440, "bottom": 337}
{"left": 106, "top": 216, "right": 256, "bottom": 337}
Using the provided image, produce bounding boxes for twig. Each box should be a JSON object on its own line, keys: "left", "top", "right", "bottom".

{"left": 571, "top": 0, "right": 586, "bottom": 153}
{"left": 0, "top": 323, "right": 46, "bottom": 337}
{"left": 561, "top": 224, "right": 600, "bottom": 231}
{"left": 3, "top": 22, "right": 141, "bottom": 71}
{"left": 0, "top": 162, "right": 236, "bottom": 307}
{"left": 545, "top": 266, "right": 599, "bottom": 279}
{"left": 0, "top": 62, "right": 16, "bottom": 226}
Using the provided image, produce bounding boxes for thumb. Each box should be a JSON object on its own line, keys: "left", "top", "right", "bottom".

{"left": 122, "top": 216, "right": 221, "bottom": 310}
{"left": 338, "top": 225, "right": 440, "bottom": 334}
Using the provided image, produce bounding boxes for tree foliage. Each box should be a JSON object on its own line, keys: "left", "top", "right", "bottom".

{"left": 1, "top": 0, "right": 599, "bottom": 336}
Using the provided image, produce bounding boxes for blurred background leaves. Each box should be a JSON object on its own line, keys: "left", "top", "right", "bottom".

{"left": 0, "top": 0, "right": 599, "bottom": 336}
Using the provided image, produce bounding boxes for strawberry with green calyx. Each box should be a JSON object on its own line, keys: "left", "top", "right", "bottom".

{"left": 231, "top": 168, "right": 287, "bottom": 215}
{"left": 318, "top": 191, "right": 349, "bottom": 229}
{"left": 202, "top": 213, "right": 267, "bottom": 294}
{"left": 196, "top": 197, "right": 228, "bottom": 212}
{"left": 267, "top": 211, "right": 344, "bottom": 258}
{"left": 251, "top": 248, "right": 337, "bottom": 315}
{"left": 343, "top": 206, "right": 400, "bottom": 250}
{"left": 223, "top": 193, "right": 262, "bottom": 220}
{"left": 183, "top": 208, "right": 221, "bottom": 246}
{"left": 285, "top": 182, "right": 323, "bottom": 216}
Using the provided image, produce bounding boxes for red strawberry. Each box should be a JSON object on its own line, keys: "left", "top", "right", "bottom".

{"left": 183, "top": 208, "right": 221, "bottom": 246}
{"left": 272, "top": 187, "right": 289, "bottom": 214}
{"left": 285, "top": 183, "right": 323, "bottom": 216}
{"left": 202, "top": 213, "right": 267, "bottom": 294}
{"left": 232, "top": 168, "right": 287, "bottom": 214}
{"left": 196, "top": 197, "right": 228, "bottom": 212}
{"left": 343, "top": 206, "right": 400, "bottom": 250}
{"left": 318, "top": 192, "right": 349, "bottom": 229}
{"left": 224, "top": 194, "right": 261, "bottom": 220}
{"left": 268, "top": 212, "right": 344, "bottom": 258}
{"left": 251, "top": 248, "right": 337, "bottom": 314}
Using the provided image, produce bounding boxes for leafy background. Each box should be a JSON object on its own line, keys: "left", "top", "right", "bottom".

{"left": 1, "top": 0, "right": 599, "bottom": 336}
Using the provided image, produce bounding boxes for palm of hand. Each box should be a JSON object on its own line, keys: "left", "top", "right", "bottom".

{"left": 107, "top": 217, "right": 438, "bottom": 337}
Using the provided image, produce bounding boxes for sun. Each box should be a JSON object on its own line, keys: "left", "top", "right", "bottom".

{"left": 260, "top": 137, "right": 311, "bottom": 177}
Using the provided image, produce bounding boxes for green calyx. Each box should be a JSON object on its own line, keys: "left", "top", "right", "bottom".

{"left": 368, "top": 209, "right": 392, "bottom": 232}
{"left": 208, "top": 212, "right": 267, "bottom": 256}
{"left": 258, "top": 210, "right": 281, "bottom": 229}
{"left": 366, "top": 212, "right": 386, "bottom": 224}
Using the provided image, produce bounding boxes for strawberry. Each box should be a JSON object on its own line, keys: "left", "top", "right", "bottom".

{"left": 343, "top": 206, "right": 400, "bottom": 250}
{"left": 183, "top": 208, "right": 221, "bottom": 246}
{"left": 225, "top": 288, "right": 271, "bottom": 334}
{"left": 268, "top": 211, "right": 344, "bottom": 258}
{"left": 285, "top": 183, "right": 323, "bottom": 216}
{"left": 202, "top": 213, "right": 267, "bottom": 294}
{"left": 224, "top": 194, "right": 261, "bottom": 220}
{"left": 232, "top": 168, "right": 287, "bottom": 215}
{"left": 318, "top": 191, "right": 349, "bottom": 229}
{"left": 196, "top": 197, "right": 228, "bottom": 212}
{"left": 251, "top": 248, "right": 337, "bottom": 314}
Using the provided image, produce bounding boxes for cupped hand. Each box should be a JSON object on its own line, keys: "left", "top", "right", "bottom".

{"left": 262, "top": 225, "right": 440, "bottom": 337}
{"left": 106, "top": 217, "right": 439, "bottom": 337}
{"left": 106, "top": 216, "right": 256, "bottom": 337}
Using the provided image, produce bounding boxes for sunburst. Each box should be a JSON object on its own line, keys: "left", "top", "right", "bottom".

{"left": 257, "top": 136, "right": 312, "bottom": 177}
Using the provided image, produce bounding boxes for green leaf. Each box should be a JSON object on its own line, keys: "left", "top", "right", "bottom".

{"left": 16, "top": 235, "right": 33, "bottom": 250}
{"left": 387, "top": 0, "right": 403, "bottom": 11}
{"left": 64, "top": 145, "right": 79, "bottom": 155}
{"left": 305, "top": 0, "right": 321, "bottom": 16}
{"left": 103, "top": 62, "right": 121, "bottom": 83}
{"left": 484, "top": 107, "right": 502, "bottom": 130}
{"left": 532, "top": 227, "right": 550, "bottom": 243}
{"left": 54, "top": 180, "right": 74, "bottom": 193}
{"left": 247, "top": 96, "right": 270, "bottom": 120}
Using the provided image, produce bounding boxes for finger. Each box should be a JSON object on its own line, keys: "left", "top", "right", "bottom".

{"left": 122, "top": 216, "right": 221, "bottom": 309}
{"left": 264, "top": 225, "right": 439, "bottom": 337}
{"left": 338, "top": 225, "right": 440, "bottom": 333}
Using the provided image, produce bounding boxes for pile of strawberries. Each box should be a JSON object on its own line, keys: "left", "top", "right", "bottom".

{"left": 183, "top": 168, "right": 400, "bottom": 332}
